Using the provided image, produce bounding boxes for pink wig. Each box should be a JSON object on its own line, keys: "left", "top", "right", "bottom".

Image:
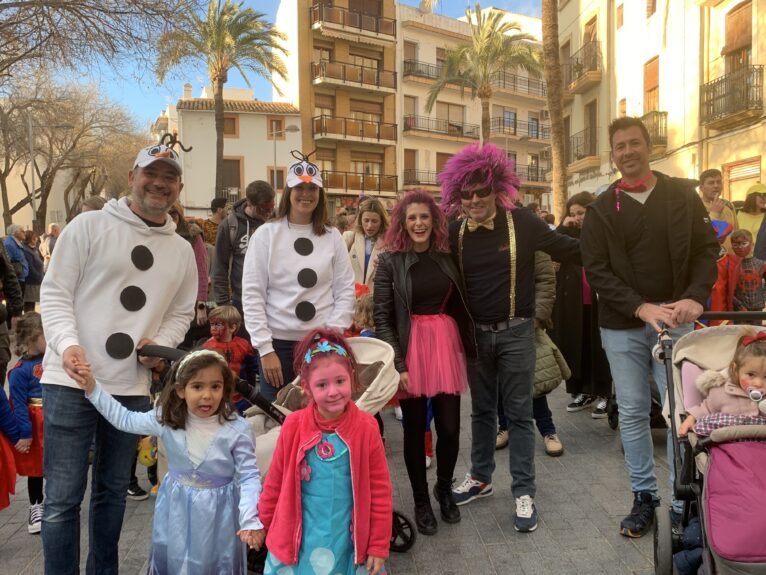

{"left": 438, "top": 143, "right": 519, "bottom": 217}
{"left": 382, "top": 190, "right": 450, "bottom": 253}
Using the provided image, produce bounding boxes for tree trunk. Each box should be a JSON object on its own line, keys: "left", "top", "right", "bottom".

{"left": 480, "top": 95, "right": 491, "bottom": 145}
{"left": 213, "top": 76, "right": 226, "bottom": 199}
{"left": 541, "top": 0, "right": 568, "bottom": 221}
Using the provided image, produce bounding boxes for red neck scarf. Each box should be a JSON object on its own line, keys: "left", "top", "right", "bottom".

{"left": 311, "top": 402, "right": 349, "bottom": 432}
{"left": 614, "top": 172, "right": 654, "bottom": 212}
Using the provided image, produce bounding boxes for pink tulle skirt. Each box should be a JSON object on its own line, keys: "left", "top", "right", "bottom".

{"left": 402, "top": 314, "right": 468, "bottom": 398}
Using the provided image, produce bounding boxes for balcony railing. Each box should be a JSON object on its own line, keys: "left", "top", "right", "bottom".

{"left": 490, "top": 71, "right": 547, "bottom": 98}
{"left": 490, "top": 117, "right": 550, "bottom": 140}
{"left": 311, "top": 3, "right": 396, "bottom": 38}
{"left": 312, "top": 61, "right": 397, "bottom": 90}
{"left": 313, "top": 115, "right": 397, "bottom": 142}
{"left": 700, "top": 65, "right": 763, "bottom": 127}
{"left": 402, "top": 59, "right": 443, "bottom": 80}
{"left": 569, "top": 127, "right": 598, "bottom": 164}
{"left": 402, "top": 115, "right": 480, "bottom": 139}
{"left": 641, "top": 111, "right": 668, "bottom": 147}
{"left": 515, "top": 164, "right": 549, "bottom": 183}
{"left": 321, "top": 171, "right": 398, "bottom": 194}
{"left": 403, "top": 169, "right": 438, "bottom": 186}
{"left": 568, "top": 41, "right": 602, "bottom": 85}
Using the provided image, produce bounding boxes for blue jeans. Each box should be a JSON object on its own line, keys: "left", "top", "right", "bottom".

{"left": 498, "top": 394, "right": 556, "bottom": 437}
{"left": 42, "top": 384, "right": 151, "bottom": 575}
{"left": 258, "top": 338, "right": 297, "bottom": 402}
{"left": 468, "top": 319, "right": 536, "bottom": 497}
{"left": 600, "top": 322, "right": 692, "bottom": 503}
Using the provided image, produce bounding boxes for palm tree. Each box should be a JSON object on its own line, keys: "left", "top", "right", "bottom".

{"left": 425, "top": 3, "right": 541, "bottom": 144}
{"left": 541, "top": 0, "right": 567, "bottom": 219}
{"left": 156, "top": 0, "right": 288, "bottom": 197}
{"left": 419, "top": 0, "right": 439, "bottom": 12}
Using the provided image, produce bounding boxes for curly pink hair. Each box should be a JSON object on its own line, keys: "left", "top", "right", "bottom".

{"left": 381, "top": 190, "right": 450, "bottom": 253}
{"left": 438, "top": 143, "right": 519, "bottom": 217}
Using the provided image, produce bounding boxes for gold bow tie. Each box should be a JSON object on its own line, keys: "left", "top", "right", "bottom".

{"left": 466, "top": 217, "right": 495, "bottom": 232}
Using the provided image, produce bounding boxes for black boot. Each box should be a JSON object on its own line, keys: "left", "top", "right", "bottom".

{"left": 433, "top": 483, "right": 461, "bottom": 524}
{"left": 414, "top": 499, "right": 438, "bottom": 535}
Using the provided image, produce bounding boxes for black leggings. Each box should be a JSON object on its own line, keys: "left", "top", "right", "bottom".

{"left": 399, "top": 393, "right": 460, "bottom": 502}
{"left": 28, "top": 476, "right": 43, "bottom": 504}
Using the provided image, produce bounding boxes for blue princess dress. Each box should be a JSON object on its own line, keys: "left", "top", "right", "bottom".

{"left": 265, "top": 433, "right": 385, "bottom": 575}
{"left": 86, "top": 383, "right": 262, "bottom": 575}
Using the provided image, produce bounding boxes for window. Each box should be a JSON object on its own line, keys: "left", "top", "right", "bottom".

{"left": 404, "top": 149, "right": 417, "bottom": 172}
{"left": 584, "top": 17, "right": 597, "bottom": 44}
{"left": 315, "top": 93, "right": 335, "bottom": 118}
{"left": 222, "top": 158, "right": 241, "bottom": 194}
{"left": 560, "top": 41, "right": 571, "bottom": 84}
{"left": 644, "top": 57, "right": 659, "bottom": 113}
{"left": 506, "top": 151, "right": 517, "bottom": 165}
{"left": 404, "top": 41, "right": 417, "bottom": 62}
{"left": 313, "top": 46, "right": 332, "bottom": 62}
{"left": 349, "top": 0, "right": 381, "bottom": 16}
{"left": 528, "top": 115, "right": 540, "bottom": 139}
{"left": 350, "top": 99, "right": 383, "bottom": 123}
{"left": 436, "top": 152, "right": 452, "bottom": 174}
{"left": 404, "top": 96, "right": 416, "bottom": 117}
{"left": 619, "top": 98, "right": 627, "bottom": 117}
{"left": 223, "top": 115, "right": 238, "bottom": 137}
{"left": 528, "top": 154, "right": 540, "bottom": 180}
{"left": 267, "top": 117, "right": 285, "bottom": 140}
{"left": 268, "top": 168, "right": 285, "bottom": 190}
{"left": 647, "top": 0, "right": 656, "bottom": 17}
{"left": 724, "top": 1, "right": 752, "bottom": 73}
{"left": 435, "top": 101, "right": 465, "bottom": 135}
{"left": 616, "top": 5, "right": 624, "bottom": 29}
{"left": 502, "top": 109, "right": 517, "bottom": 134}
{"left": 436, "top": 47, "right": 446, "bottom": 68}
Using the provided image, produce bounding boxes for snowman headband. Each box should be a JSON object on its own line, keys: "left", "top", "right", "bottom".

{"left": 287, "top": 150, "right": 323, "bottom": 189}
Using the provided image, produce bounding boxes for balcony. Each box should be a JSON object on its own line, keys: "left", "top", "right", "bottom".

{"left": 402, "top": 115, "right": 480, "bottom": 140}
{"left": 700, "top": 66, "right": 763, "bottom": 130}
{"left": 403, "top": 169, "right": 438, "bottom": 187}
{"left": 313, "top": 115, "right": 397, "bottom": 144}
{"left": 515, "top": 164, "right": 550, "bottom": 185}
{"left": 490, "top": 117, "right": 550, "bottom": 141}
{"left": 641, "top": 110, "right": 668, "bottom": 156}
{"left": 568, "top": 127, "right": 600, "bottom": 172}
{"left": 310, "top": 3, "right": 396, "bottom": 44}
{"left": 402, "top": 59, "right": 442, "bottom": 81}
{"left": 490, "top": 71, "right": 547, "bottom": 100}
{"left": 322, "top": 171, "right": 398, "bottom": 195}
{"left": 567, "top": 41, "right": 602, "bottom": 94}
{"left": 312, "top": 61, "right": 396, "bottom": 93}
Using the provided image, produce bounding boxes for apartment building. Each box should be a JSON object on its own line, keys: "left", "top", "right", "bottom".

{"left": 398, "top": 5, "right": 551, "bottom": 207}
{"left": 275, "top": 0, "right": 398, "bottom": 213}
{"left": 150, "top": 84, "right": 301, "bottom": 218}
{"left": 558, "top": 0, "right": 764, "bottom": 201}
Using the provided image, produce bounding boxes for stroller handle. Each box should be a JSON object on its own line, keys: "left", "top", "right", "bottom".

{"left": 136, "top": 345, "right": 186, "bottom": 361}
{"left": 699, "top": 311, "right": 766, "bottom": 321}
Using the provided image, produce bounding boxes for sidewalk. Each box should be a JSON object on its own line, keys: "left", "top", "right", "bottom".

{"left": 0, "top": 386, "right": 669, "bottom": 574}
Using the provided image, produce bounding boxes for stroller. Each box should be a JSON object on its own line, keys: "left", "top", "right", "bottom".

{"left": 139, "top": 337, "right": 418, "bottom": 565}
{"left": 653, "top": 312, "right": 766, "bottom": 575}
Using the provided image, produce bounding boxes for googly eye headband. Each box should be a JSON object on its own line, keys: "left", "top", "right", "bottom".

{"left": 176, "top": 349, "right": 227, "bottom": 374}
{"left": 302, "top": 336, "right": 348, "bottom": 366}
{"left": 286, "top": 150, "right": 323, "bottom": 189}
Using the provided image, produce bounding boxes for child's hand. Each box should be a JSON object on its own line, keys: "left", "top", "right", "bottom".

{"left": 366, "top": 555, "right": 386, "bottom": 574}
{"left": 14, "top": 438, "right": 32, "bottom": 453}
{"left": 679, "top": 415, "right": 696, "bottom": 437}
{"left": 238, "top": 528, "right": 265, "bottom": 550}
{"left": 74, "top": 362, "right": 96, "bottom": 394}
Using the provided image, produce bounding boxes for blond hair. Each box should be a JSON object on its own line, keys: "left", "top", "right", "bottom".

{"left": 209, "top": 305, "right": 242, "bottom": 327}
{"left": 354, "top": 294, "right": 375, "bottom": 332}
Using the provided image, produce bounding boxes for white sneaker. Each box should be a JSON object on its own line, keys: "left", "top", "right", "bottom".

{"left": 394, "top": 406, "right": 403, "bottom": 421}
{"left": 514, "top": 495, "right": 538, "bottom": 532}
{"left": 425, "top": 455, "right": 432, "bottom": 469}
{"left": 28, "top": 502, "right": 43, "bottom": 534}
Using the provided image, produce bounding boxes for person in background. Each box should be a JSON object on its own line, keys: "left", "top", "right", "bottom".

{"left": 698, "top": 169, "right": 737, "bottom": 255}
{"left": 333, "top": 214, "right": 350, "bottom": 234}
{"left": 343, "top": 197, "right": 389, "bottom": 294}
{"left": 80, "top": 196, "right": 106, "bottom": 213}
{"left": 21, "top": 231, "right": 43, "bottom": 313}
{"left": 4, "top": 224, "right": 29, "bottom": 295}
{"left": 0, "top": 240, "right": 23, "bottom": 378}
{"left": 199, "top": 197, "right": 229, "bottom": 246}
{"left": 543, "top": 213, "right": 556, "bottom": 230}
{"left": 737, "top": 185, "right": 766, "bottom": 251}
{"left": 39, "top": 223, "right": 60, "bottom": 273}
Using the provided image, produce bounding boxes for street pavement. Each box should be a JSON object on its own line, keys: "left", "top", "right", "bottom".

{"left": 0, "top": 385, "right": 671, "bottom": 574}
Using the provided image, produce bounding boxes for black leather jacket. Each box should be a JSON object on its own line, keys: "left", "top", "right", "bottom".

{"left": 373, "top": 250, "right": 475, "bottom": 373}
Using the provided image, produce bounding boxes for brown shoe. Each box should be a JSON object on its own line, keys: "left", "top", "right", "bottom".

{"left": 544, "top": 434, "right": 563, "bottom": 457}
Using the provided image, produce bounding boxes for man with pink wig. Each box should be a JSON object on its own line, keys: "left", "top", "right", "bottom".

{"left": 440, "top": 143, "right": 580, "bottom": 532}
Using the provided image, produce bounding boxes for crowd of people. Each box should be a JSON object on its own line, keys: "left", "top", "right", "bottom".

{"left": 0, "top": 114, "right": 761, "bottom": 574}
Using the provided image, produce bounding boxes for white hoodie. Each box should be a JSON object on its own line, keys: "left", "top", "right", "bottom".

{"left": 41, "top": 197, "right": 198, "bottom": 396}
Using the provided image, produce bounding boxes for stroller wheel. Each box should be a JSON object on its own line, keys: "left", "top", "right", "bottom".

{"left": 390, "top": 509, "right": 416, "bottom": 553}
{"left": 653, "top": 506, "right": 674, "bottom": 575}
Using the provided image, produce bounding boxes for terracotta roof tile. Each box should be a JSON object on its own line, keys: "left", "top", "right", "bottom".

{"left": 176, "top": 99, "right": 299, "bottom": 114}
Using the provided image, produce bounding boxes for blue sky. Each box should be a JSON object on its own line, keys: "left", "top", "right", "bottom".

{"left": 92, "top": 0, "right": 541, "bottom": 130}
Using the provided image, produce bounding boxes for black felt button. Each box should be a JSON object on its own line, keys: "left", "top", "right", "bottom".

{"left": 105, "top": 333, "right": 135, "bottom": 360}
{"left": 297, "top": 268, "right": 318, "bottom": 288}
{"left": 295, "top": 301, "right": 316, "bottom": 322}
{"left": 131, "top": 245, "right": 154, "bottom": 270}
{"left": 120, "top": 286, "right": 146, "bottom": 312}
{"left": 293, "top": 238, "right": 314, "bottom": 256}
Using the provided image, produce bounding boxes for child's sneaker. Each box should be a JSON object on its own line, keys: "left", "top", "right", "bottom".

{"left": 27, "top": 502, "right": 43, "bottom": 534}
{"left": 452, "top": 474, "right": 493, "bottom": 506}
{"left": 425, "top": 455, "right": 432, "bottom": 469}
{"left": 150, "top": 484, "right": 159, "bottom": 497}
{"left": 514, "top": 495, "right": 538, "bottom": 532}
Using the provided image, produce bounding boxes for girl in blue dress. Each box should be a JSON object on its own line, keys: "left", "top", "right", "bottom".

{"left": 75, "top": 349, "right": 264, "bottom": 575}
{"left": 259, "top": 328, "right": 392, "bottom": 575}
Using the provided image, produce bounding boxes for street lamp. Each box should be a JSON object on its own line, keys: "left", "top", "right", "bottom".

{"left": 26, "top": 116, "right": 73, "bottom": 233}
{"left": 270, "top": 123, "right": 300, "bottom": 190}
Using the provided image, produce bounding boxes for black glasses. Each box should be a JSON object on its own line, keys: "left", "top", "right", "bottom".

{"left": 459, "top": 188, "right": 493, "bottom": 200}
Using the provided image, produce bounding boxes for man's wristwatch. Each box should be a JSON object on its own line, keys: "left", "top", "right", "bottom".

{"left": 197, "top": 302, "right": 206, "bottom": 311}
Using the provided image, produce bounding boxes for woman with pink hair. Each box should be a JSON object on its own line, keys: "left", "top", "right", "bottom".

{"left": 372, "top": 190, "right": 473, "bottom": 536}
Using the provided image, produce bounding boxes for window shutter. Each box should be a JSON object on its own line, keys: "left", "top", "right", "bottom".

{"left": 315, "top": 148, "right": 336, "bottom": 161}
{"left": 724, "top": 2, "right": 752, "bottom": 54}
{"left": 315, "top": 94, "right": 335, "bottom": 109}
{"left": 349, "top": 99, "right": 383, "bottom": 114}
{"left": 644, "top": 57, "right": 659, "bottom": 91}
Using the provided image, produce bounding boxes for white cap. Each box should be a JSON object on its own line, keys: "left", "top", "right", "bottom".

{"left": 286, "top": 159, "right": 322, "bottom": 188}
{"left": 133, "top": 144, "right": 183, "bottom": 175}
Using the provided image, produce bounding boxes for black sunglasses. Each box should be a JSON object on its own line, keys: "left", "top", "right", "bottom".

{"left": 459, "top": 187, "right": 493, "bottom": 200}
